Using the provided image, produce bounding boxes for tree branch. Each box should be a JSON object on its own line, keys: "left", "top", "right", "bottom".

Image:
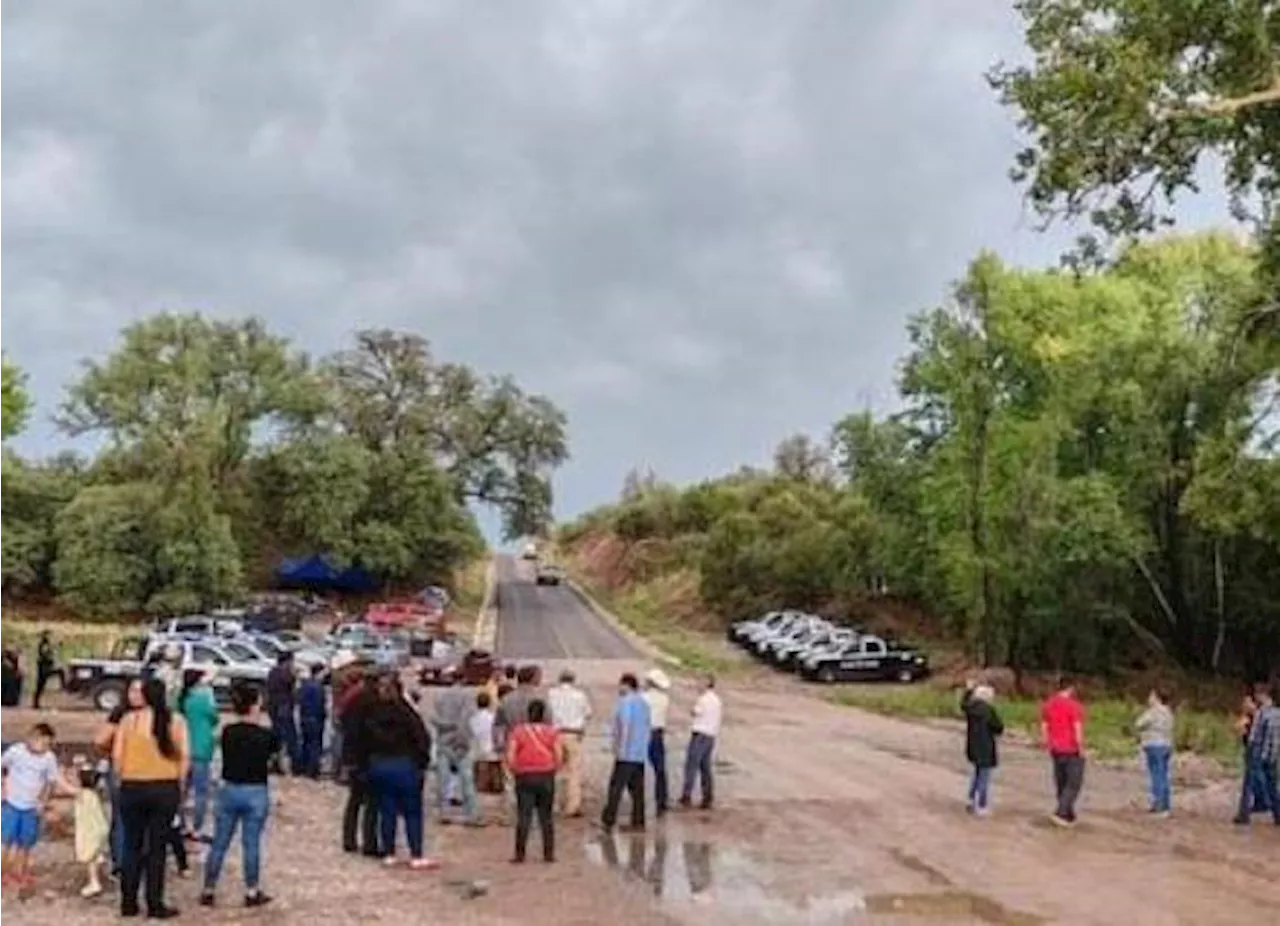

{"left": 1161, "top": 74, "right": 1280, "bottom": 118}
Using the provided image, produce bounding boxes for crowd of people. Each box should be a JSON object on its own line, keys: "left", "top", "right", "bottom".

{"left": 0, "top": 646, "right": 726, "bottom": 916}
{"left": 960, "top": 676, "right": 1280, "bottom": 827}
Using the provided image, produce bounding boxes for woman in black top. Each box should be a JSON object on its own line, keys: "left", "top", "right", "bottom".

{"left": 351, "top": 673, "right": 436, "bottom": 869}
{"left": 200, "top": 683, "right": 279, "bottom": 908}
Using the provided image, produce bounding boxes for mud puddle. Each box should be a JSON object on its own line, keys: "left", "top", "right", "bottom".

{"left": 585, "top": 828, "right": 1044, "bottom": 924}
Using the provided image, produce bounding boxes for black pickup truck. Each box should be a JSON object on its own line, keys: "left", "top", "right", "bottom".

{"left": 797, "top": 635, "right": 930, "bottom": 684}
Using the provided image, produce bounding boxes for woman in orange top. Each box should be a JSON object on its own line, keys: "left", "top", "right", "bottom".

{"left": 505, "top": 698, "right": 562, "bottom": 863}
{"left": 113, "top": 676, "right": 188, "bottom": 919}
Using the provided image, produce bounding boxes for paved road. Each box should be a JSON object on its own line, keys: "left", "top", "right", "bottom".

{"left": 494, "top": 555, "right": 640, "bottom": 659}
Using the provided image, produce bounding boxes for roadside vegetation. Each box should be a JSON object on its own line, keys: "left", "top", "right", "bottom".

{"left": 2, "top": 324, "right": 567, "bottom": 620}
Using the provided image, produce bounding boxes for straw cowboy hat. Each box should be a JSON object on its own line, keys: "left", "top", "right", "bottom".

{"left": 644, "top": 668, "right": 671, "bottom": 691}
{"left": 330, "top": 649, "right": 359, "bottom": 672}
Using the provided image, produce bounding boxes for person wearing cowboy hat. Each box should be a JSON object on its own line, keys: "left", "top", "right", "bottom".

{"left": 642, "top": 669, "right": 672, "bottom": 816}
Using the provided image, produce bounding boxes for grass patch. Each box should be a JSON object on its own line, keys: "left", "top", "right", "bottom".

{"left": 571, "top": 573, "right": 745, "bottom": 676}
{"left": 829, "top": 686, "right": 1241, "bottom": 767}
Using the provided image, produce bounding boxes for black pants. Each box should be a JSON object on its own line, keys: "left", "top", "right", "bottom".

{"left": 514, "top": 773, "right": 555, "bottom": 862}
{"left": 342, "top": 771, "right": 381, "bottom": 855}
{"left": 601, "top": 760, "right": 646, "bottom": 829}
{"left": 1052, "top": 753, "right": 1085, "bottom": 821}
{"left": 32, "top": 667, "right": 63, "bottom": 708}
{"left": 119, "top": 780, "right": 181, "bottom": 916}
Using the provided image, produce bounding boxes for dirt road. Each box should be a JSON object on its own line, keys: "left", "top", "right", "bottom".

{"left": 3, "top": 575, "right": 1276, "bottom": 925}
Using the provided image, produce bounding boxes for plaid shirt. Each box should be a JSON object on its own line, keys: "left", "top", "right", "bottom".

{"left": 1248, "top": 704, "right": 1280, "bottom": 764}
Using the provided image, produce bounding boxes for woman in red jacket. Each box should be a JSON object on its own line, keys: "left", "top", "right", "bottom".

{"left": 505, "top": 699, "right": 562, "bottom": 863}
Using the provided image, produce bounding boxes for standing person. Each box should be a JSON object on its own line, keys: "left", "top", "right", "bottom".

{"left": 179, "top": 668, "right": 219, "bottom": 840}
{"left": 297, "top": 664, "right": 327, "bottom": 779}
{"left": 1, "top": 723, "right": 71, "bottom": 887}
{"left": 601, "top": 673, "right": 651, "bottom": 833}
{"left": 680, "top": 674, "right": 723, "bottom": 811}
{"left": 352, "top": 673, "right": 439, "bottom": 870}
{"left": 114, "top": 677, "right": 188, "bottom": 919}
{"left": 1, "top": 647, "right": 23, "bottom": 707}
{"left": 265, "top": 652, "right": 300, "bottom": 775}
{"left": 548, "top": 668, "right": 592, "bottom": 817}
{"left": 470, "top": 691, "right": 501, "bottom": 800}
{"left": 506, "top": 699, "right": 562, "bottom": 863}
{"left": 1233, "top": 683, "right": 1280, "bottom": 826}
{"left": 432, "top": 669, "right": 480, "bottom": 825}
{"left": 94, "top": 679, "right": 145, "bottom": 878}
{"left": 199, "top": 683, "right": 278, "bottom": 908}
{"left": 1040, "top": 676, "right": 1087, "bottom": 827}
{"left": 154, "top": 645, "right": 184, "bottom": 712}
{"left": 329, "top": 651, "right": 362, "bottom": 782}
{"left": 340, "top": 670, "right": 381, "bottom": 856}
{"left": 495, "top": 665, "right": 543, "bottom": 823}
{"left": 1135, "top": 688, "right": 1174, "bottom": 818}
{"left": 32, "top": 631, "right": 64, "bottom": 709}
{"left": 72, "top": 757, "right": 111, "bottom": 898}
{"left": 1234, "top": 692, "right": 1271, "bottom": 816}
{"left": 642, "top": 669, "right": 671, "bottom": 817}
{"left": 962, "top": 683, "right": 1004, "bottom": 815}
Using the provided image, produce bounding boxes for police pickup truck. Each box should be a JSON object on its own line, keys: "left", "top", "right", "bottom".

{"left": 64, "top": 636, "right": 269, "bottom": 711}
{"left": 797, "top": 634, "right": 930, "bottom": 684}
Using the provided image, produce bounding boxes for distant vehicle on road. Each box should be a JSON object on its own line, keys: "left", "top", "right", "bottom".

{"left": 534, "top": 562, "right": 565, "bottom": 586}
{"left": 798, "top": 635, "right": 929, "bottom": 684}
{"left": 520, "top": 541, "right": 539, "bottom": 560}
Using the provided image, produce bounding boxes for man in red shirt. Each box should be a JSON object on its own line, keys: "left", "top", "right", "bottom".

{"left": 1040, "top": 676, "right": 1086, "bottom": 826}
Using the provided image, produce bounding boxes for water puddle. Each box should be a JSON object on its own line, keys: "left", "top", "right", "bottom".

{"left": 585, "top": 830, "right": 1045, "bottom": 925}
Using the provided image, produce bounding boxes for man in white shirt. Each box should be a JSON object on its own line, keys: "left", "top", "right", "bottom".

{"left": 547, "top": 668, "right": 592, "bottom": 816}
{"left": 642, "top": 669, "right": 672, "bottom": 816}
{"left": 680, "top": 674, "right": 722, "bottom": 811}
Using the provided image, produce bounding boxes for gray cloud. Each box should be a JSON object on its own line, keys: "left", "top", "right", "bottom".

{"left": 4, "top": 0, "right": 1076, "bottom": 520}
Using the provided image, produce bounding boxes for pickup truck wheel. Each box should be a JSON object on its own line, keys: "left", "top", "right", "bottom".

{"left": 93, "top": 680, "right": 126, "bottom": 712}
{"left": 818, "top": 666, "right": 836, "bottom": 684}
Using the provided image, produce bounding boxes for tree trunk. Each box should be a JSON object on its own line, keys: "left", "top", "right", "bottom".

{"left": 1211, "top": 538, "right": 1227, "bottom": 672}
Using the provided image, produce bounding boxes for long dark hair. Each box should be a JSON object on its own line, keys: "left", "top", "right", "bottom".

{"left": 142, "top": 677, "right": 179, "bottom": 759}
{"left": 178, "top": 669, "right": 203, "bottom": 712}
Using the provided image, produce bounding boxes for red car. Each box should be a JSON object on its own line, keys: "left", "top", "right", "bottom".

{"left": 364, "top": 600, "right": 441, "bottom": 629}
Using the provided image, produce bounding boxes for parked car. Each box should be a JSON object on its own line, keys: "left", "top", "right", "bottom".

{"left": 798, "top": 635, "right": 930, "bottom": 684}
{"left": 740, "top": 611, "right": 812, "bottom": 650}
{"left": 728, "top": 610, "right": 791, "bottom": 644}
{"left": 153, "top": 615, "right": 242, "bottom": 637}
{"left": 776, "top": 627, "right": 858, "bottom": 671}
{"left": 754, "top": 615, "right": 827, "bottom": 660}
{"left": 64, "top": 637, "right": 267, "bottom": 711}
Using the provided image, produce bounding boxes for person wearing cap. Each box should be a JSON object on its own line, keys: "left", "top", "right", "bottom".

{"left": 548, "top": 668, "right": 592, "bottom": 817}
{"left": 642, "top": 669, "right": 672, "bottom": 817}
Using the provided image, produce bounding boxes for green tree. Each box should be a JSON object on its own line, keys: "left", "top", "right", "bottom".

{"left": 2, "top": 359, "right": 31, "bottom": 440}
{"left": 1, "top": 453, "right": 84, "bottom": 596}
{"left": 317, "top": 329, "right": 569, "bottom": 538}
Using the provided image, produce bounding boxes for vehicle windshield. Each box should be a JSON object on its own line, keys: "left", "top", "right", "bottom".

{"left": 251, "top": 636, "right": 283, "bottom": 657}
{"left": 222, "top": 642, "right": 262, "bottom": 663}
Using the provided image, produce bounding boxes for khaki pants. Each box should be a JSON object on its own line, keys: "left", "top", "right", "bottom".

{"left": 559, "top": 732, "right": 585, "bottom": 816}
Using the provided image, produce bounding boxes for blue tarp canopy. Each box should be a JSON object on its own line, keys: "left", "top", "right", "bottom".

{"left": 274, "top": 555, "right": 378, "bottom": 593}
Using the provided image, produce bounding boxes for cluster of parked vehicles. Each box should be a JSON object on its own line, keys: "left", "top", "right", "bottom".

{"left": 62, "top": 588, "right": 477, "bottom": 712}
{"left": 727, "top": 610, "right": 930, "bottom": 684}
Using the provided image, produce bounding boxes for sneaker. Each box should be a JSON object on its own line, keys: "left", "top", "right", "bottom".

{"left": 408, "top": 858, "right": 440, "bottom": 872}
{"left": 974, "top": 807, "right": 990, "bottom": 818}
{"left": 382, "top": 855, "right": 401, "bottom": 868}
{"left": 244, "top": 892, "right": 272, "bottom": 908}
{"left": 198, "top": 892, "right": 215, "bottom": 908}
{"left": 146, "top": 905, "right": 180, "bottom": 919}
{"left": 80, "top": 882, "right": 104, "bottom": 899}
{"left": 1049, "top": 814, "right": 1072, "bottom": 828}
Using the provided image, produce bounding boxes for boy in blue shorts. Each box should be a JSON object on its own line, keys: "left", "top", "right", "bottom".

{"left": 2, "top": 723, "right": 65, "bottom": 887}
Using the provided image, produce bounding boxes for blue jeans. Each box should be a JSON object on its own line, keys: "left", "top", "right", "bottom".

{"left": 188, "top": 760, "right": 213, "bottom": 833}
{"left": 299, "top": 722, "right": 325, "bottom": 778}
{"left": 1142, "top": 744, "right": 1172, "bottom": 812}
{"left": 203, "top": 784, "right": 270, "bottom": 892}
{"left": 437, "top": 752, "right": 478, "bottom": 822}
{"left": 681, "top": 733, "right": 716, "bottom": 808}
{"left": 369, "top": 757, "right": 425, "bottom": 858}
{"left": 270, "top": 709, "right": 300, "bottom": 771}
{"left": 108, "top": 771, "right": 125, "bottom": 869}
{"left": 1236, "top": 755, "right": 1280, "bottom": 823}
{"left": 967, "top": 765, "right": 993, "bottom": 810}
{"left": 648, "top": 730, "right": 669, "bottom": 813}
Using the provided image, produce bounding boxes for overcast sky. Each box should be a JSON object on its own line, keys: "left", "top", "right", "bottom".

{"left": 0, "top": 1, "right": 1222, "bottom": 527}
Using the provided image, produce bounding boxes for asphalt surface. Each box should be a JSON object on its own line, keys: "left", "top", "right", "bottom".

{"left": 494, "top": 555, "right": 640, "bottom": 659}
